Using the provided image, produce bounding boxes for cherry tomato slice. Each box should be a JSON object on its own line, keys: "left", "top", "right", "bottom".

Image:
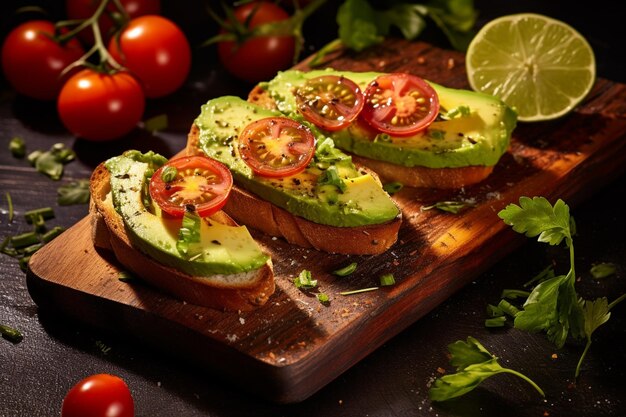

{"left": 149, "top": 156, "right": 233, "bottom": 218}
{"left": 362, "top": 73, "right": 440, "bottom": 137}
{"left": 239, "top": 117, "right": 315, "bottom": 178}
{"left": 295, "top": 75, "right": 364, "bottom": 131}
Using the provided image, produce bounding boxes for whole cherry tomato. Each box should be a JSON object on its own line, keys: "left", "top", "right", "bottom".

{"left": 65, "top": 0, "right": 161, "bottom": 44}
{"left": 108, "top": 15, "right": 191, "bottom": 98}
{"left": 218, "top": 1, "right": 295, "bottom": 83}
{"left": 1, "top": 20, "right": 84, "bottom": 101}
{"left": 61, "top": 373, "right": 134, "bottom": 417}
{"left": 57, "top": 68, "right": 145, "bottom": 141}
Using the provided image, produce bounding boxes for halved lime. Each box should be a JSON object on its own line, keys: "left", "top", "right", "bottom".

{"left": 466, "top": 13, "right": 596, "bottom": 122}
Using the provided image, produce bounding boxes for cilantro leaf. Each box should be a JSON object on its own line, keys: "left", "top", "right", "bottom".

{"left": 429, "top": 337, "right": 544, "bottom": 401}
{"left": 336, "top": 0, "right": 385, "bottom": 51}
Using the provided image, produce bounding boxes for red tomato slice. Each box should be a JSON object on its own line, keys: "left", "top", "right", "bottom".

{"left": 295, "top": 75, "right": 364, "bottom": 131}
{"left": 239, "top": 117, "right": 315, "bottom": 178}
{"left": 149, "top": 156, "right": 233, "bottom": 218}
{"left": 361, "top": 73, "right": 440, "bottom": 137}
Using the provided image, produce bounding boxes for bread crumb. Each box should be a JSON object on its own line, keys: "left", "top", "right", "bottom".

{"left": 447, "top": 58, "right": 455, "bottom": 69}
{"left": 436, "top": 367, "right": 446, "bottom": 374}
{"left": 417, "top": 56, "right": 425, "bottom": 64}
{"left": 226, "top": 334, "right": 238, "bottom": 342}
{"left": 551, "top": 353, "right": 558, "bottom": 359}
{"left": 239, "top": 317, "right": 245, "bottom": 325}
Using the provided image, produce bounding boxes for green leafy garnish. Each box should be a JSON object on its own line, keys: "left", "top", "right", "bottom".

{"left": 590, "top": 262, "right": 616, "bottom": 279}
{"left": 317, "top": 165, "right": 347, "bottom": 193}
{"left": 0, "top": 323, "right": 23, "bottom": 344}
{"left": 442, "top": 105, "right": 471, "bottom": 119}
{"left": 383, "top": 181, "right": 403, "bottom": 195}
{"left": 160, "top": 166, "right": 178, "bottom": 183}
{"left": 176, "top": 212, "right": 201, "bottom": 256}
{"left": 379, "top": 273, "right": 395, "bottom": 286}
{"left": 317, "top": 293, "right": 330, "bottom": 304}
{"left": 429, "top": 336, "right": 544, "bottom": 401}
{"left": 5, "top": 192, "right": 14, "bottom": 223}
{"left": 144, "top": 114, "right": 168, "bottom": 133}
{"left": 294, "top": 269, "right": 318, "bottom": 289}
{"left": 421, "top": 200, "right": 472, "bottom": 214}
{"left": 332, "top": 262, "right": 357, "bottom": 276}
{"left": 57, "top": 179, "right": 90, "bottom": 205}
{"left": 9, "top": 137, "right": 26, "bottom": 158}
{"left": 27, "top": 143, "right": 76, "bottom": 180}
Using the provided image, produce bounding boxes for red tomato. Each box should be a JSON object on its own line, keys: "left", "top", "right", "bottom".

{"left": 61, "top": 373, "right": 134, "bottom": 417}
{"left": 1, "top": 20, "right": 84, "bottom": 101}
{"left": 108, "top": 15, "right": 191, "bottom": 98}
{"left": 149, "top": 156, "right": 233, "bottom": 218}
{"left": 218, "top": 1, "right": 295, "bottom": 83}
{"left": 361, "top": 73, "right": 440, "bottom": 137}
{"left": 239, "top": 117, "right": 315, "bottom": 177}
{"left": 57, "top": 68, "right": 145, "bottom": 141}
{"left": 65, "top": 0, "right": 161, "bottom": 44}
{"left": 295, "top": 75, "right": 364, "bottom": 131}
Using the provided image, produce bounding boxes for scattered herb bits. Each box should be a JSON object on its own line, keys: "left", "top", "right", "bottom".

{"left": 0, "top": 323, "right": 23, "bottom": 344}
{"left": 294, "top": 270, "right": 317, "bottom": 289}
{"left": 9, "top": 137, "right": 26, "bottom": 158}
{"left": 332, "top": 262, "right": 357, "bottom": 276}
{"left": 57, "top": 179, "right": 90, "bottom": 205}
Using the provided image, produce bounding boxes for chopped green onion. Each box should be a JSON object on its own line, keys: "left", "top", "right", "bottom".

{"left": 497, "top": 299, "right": 521, "bottom": 317}
{"left": 5, "top": 192, "right": 14, "bottom": 223}
{"left": 379, "top": 273, "right": 395, "bottom": 286}
{"left": 332, "top": 262, "right": 357, "bottom": 276}
{"left": 9, "top": 137, "right": 26, "bottom": 158}
{"left": 501, "top": 289, "right": 531, "bottom": 300}
{"left": 294, "top": 270, "right": 317, "bottom": 289}
{"left": 161, "top": 166, "right": 178, "bottom": 183}
{"left": 118, "top": 271, "right": 136, "bottom": 283}
{"left": 24, "top": 207, "right": 54, "bottom": 223}
{"left": 485, "top": 316, "right": 507, "bottom": 328}
{"left": 41, "top": 226, "right": 64, "bottom": 243}
{"left": 317, "top": 293, "right": 330, "bottom": 304}
{"left": 0, "top": 324, "right": 23, "bottom": 344}
{"left": 18, "top": 256, "right": 30, "bottom": 272}
{"left": 486, "top": 303, "right": 504, "bottom": 318}
{"left": 10, "top": 231, "right": 39, "bottom": 249}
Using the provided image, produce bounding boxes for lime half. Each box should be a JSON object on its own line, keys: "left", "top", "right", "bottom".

{"left": 466, "top": 13, "right": 596, "bottom": 122}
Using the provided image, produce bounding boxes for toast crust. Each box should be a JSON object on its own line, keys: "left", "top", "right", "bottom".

{"left": 89, "top": 162, "right": 275, "bottom": 311}
{"left": 187, "top": 124, "right": 401, "bottom": 255}
{"left": 247, "top": 84, "right": 495, "bottom": 189}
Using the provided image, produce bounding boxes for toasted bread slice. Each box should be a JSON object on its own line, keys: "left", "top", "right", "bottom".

{"left": 248, "top": 85, "right": 494, "bottom": 189}
{"left": 187, "top": 124, "right": 401, "bottom": 255}
{"left": 89, "top": 162, "right": 274, "bottom": 311}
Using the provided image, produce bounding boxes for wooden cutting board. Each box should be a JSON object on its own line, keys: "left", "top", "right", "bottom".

{"left": 26, "top": 40, "right": 626, "bottom": 404}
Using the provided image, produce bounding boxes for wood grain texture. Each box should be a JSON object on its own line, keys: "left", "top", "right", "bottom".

{"left": 26, "top": 39, "right": 626, "bottom": 403}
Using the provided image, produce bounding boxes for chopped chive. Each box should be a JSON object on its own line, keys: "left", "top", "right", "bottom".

{"left": 0, "top": 324, "right": 23, "bottom": 344}
{"left": 6, "top": 192, "right": 14, "bottom": 223}
{"left": 22, "top": 243, "right": 43, "bottom": 255}
{"left": 379, "top": 273, "right": 395, "bottom": 286}
{"left": 24, "top": 207, "right": 55, "bottom": 223}
{"left": 497, "top": 299, "right": 521, "bottom": 317}
{"left": 317, "top": 293, "right": 330, "bottom": 304}
{"left": 485, "top": 316, "right": 507, "bottom": 328}
{"left": 10, "top": 231, "right": 39, "bottom": 249}
{"left": 294, "top": 270, "right": 317, "bottom": 289}
{"left": 332, "top": 262, "right": 357, "bottom": 276}
{"left": 340, "top": 287, "right": 379, "bottom": 296}
{"left": 160, "top": 166, "right": 178, "bottom": 183}
{"left": 501, "top": 289, "right": 531, "bottom": 300}
{"left": 486, "top": 303, "right": 504, "bottom": 318}
{"left": 18, "top": 256, "right": 30, "bottom": 272}
{"left": 9, "top": 137, "right": 26, "bottom": 158}
{"left": 41, "top": 226, "right": 64, "bottom": 243}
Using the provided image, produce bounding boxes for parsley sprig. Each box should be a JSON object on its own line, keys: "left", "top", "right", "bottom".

{"left": 429, "top": 336, "right": 544, "bottom": 401}
{"left": 495, "top": 196, "right": 625, "bottom": 378}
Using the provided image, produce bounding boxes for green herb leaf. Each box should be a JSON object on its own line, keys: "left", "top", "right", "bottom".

{"left": 336, "top": 0, "right": 385, "bottom": 52}
{"left": 590, "top": 262, "right": 617, "bottom": 280}
{"left": 5, "top": 192, "right": 14, "bottom": 223}
{"left": 379, "top": 273, "right": 395, "bottom": 286}
{"left": 28, "top": 143, "right": 76, "bottom": 180}
{"left": 383, "top": 181, "right": 403, "bottom": 195}
{"left": 421, "top": 200, "right": 471, "bottom": 214}
{"left": 317, "top": 293, "right": 330, "bottom": 304}
{"left": 485, "top": 316, "right": 507, "bottom": 327}
{"left": 9, "top": 137, "right": 26, "bottom": 158}
{"left": 294, "top": 269, "right": 318, "bottom": 289}
{"left": 317, "top": 165, "right": 347, "bottom": 193}
{"left": 429, "top": 336, "right": 544, "bottom": 401}
{"left": 177, "top": 212, "right": 201, "bottom": 255}
{"left": 332, "top": 262, "right": 358, "bottom": 276}
{"left": 57, "top": 179, "right": 90, "bottom": 205}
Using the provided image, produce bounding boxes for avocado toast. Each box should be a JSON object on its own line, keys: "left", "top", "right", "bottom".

{"left": 249, "top": 69, "right": 518, "bottom": 189}
{"left": 187, "top": 96, "right": 402, "bottom": 255}
{"left": 89, "top": 150, "right": 274, "bottom": 311}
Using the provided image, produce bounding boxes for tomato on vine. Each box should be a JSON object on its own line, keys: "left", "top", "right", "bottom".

{"left": 65, "top": 0, "right": 161, "bottom": 44}
{"left": 1, "top": 20, "right": 84, "bottom": 101}
{"left": 61, "top": 373, "right": 134, "bottom": 417}
{"left": 108, "top": 15, "right": 191, "bottom": 98}
{"left": 57, "top": 68, "right": 145, "bottom": 141}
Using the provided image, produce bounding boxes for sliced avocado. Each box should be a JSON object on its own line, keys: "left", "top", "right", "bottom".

{"left": 105, "top": 153, "right": 269, "bottom": 276}
{"left": 262, "top": 69, "right": 517, "bottom": 169}
{"left": 194, "top": 96, "right": 399, "bottom": 228}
